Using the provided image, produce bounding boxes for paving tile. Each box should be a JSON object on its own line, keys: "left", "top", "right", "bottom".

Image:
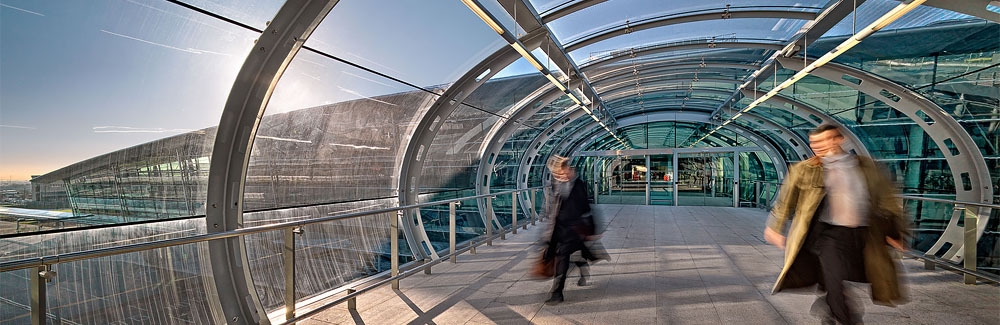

{"left": 302, "top": 205, "right": 1000, "bottom": 325}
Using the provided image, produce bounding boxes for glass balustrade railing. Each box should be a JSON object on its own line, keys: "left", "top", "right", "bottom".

{"left": 0, "top": 188, "right": 543, "bottom": 324}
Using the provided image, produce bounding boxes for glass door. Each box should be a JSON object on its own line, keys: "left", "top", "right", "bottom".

{"left": 676, "top": 152, "right": 735, "bottom": 206}
{"left": 649, "top": 154, "right": 674, "bottom": 205}
{"left": 595, "top": 156, "right": 647, "bottom": 205}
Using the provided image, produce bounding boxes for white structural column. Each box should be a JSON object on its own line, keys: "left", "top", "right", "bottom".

{"left": 205, "top": 1, "right": 338, "bottom": 323}
{"left": 777, "top": 56, "right": 994, "bottom": 262}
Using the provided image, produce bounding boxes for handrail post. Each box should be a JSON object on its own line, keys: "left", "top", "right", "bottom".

{"left": 512, "top": 192, "right": 518, "bottom": 234}
{"left": 450, "top": 202, "right": 458, "bottom": 263}
{"left": 530, "top": 189, "right": 537, "bottom": 226}
{"left": 961, "top": 205, "right": 977, "bottom": 284}
{"left": 754, "top": 181, "right": 761, "bottom": 208}
{"left": 31, "top": 264, "right": 54, "bottom": 325}
{"left": 284, "top": 227, "right": 302, "bottom": 321}
{"left": 392, "top": 210, "right": 401, "bottom": 289}
{"left": 486, "top": 197, "right": 493, "bottom": 246}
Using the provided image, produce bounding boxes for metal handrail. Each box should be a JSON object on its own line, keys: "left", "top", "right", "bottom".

{"left": 899, "top": 194, "right": 998, "bottom": 285}
{"left": 899, "top": 195, "right": 1000, "bottom": 209}
{"left": 0, "top": 187, "right": 542, "bottom": 273}
{"left": 901, "top": 250, "right": 1000, "bottom": 285}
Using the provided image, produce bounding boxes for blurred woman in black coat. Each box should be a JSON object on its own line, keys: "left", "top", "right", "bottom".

{"left": 542, "top": 155, "right": 596, "bottom": 305}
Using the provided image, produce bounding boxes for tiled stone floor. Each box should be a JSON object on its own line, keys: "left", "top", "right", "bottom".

{"left": 301, "top": 205, "right": 999, "bottom": 325}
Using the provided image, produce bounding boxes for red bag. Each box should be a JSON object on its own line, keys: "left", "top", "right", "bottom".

{"left": 531, "top": 250, "right": 554, "bottom": 278}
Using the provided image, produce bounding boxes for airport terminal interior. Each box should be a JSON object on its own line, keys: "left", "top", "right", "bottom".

{"left": 0, "top": 0, "right": 998, "bottom": 323}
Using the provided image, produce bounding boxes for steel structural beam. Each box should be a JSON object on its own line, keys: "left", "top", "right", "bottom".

{"left": 739, "top": 89, "right": 871, "bottom": 157}
{"left": 539, "top": 0, "right": 608, "bottom": 23}
{"left": 397, "top": 43, "right": 524, "bottom": 260}
{"left": 712, "top": 0, "right": 867, "bottom": 118}
{"left": 924, "top": 0, "right": 1000, "bottom": 23}
{"left": 501, "top": 1, "right": 619, "bottom": 135}
{"left": 206, "top": 1, "right": 338, "bottom": 323}
{"left": 776, "top": 56, "right": 994, "bottom": 262}
{"left": 564, "top": 9, "right": 818, "bottom": 52}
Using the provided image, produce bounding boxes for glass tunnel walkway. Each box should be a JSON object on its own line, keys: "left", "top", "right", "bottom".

{"left": 1, "top": 0, "right": 999, "bottom": 324}
{"left": 2, "top": 199, "right": 998, "bottom": 324}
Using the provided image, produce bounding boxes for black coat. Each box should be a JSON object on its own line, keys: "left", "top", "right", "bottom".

{"left": 546, "top": 178, "right": 591, "bottom": 255}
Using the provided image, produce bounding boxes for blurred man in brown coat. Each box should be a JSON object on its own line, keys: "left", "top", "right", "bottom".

{"left": 764, "top": 124, "right": 909, "bottom": 324}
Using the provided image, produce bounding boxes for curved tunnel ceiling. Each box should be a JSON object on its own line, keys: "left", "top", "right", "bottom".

{"left": 460, "top": 0, "right": 998, "bottom": 165}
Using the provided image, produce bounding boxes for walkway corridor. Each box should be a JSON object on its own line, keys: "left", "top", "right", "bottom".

{"left": 304, "top": 205, "right": 999, "bottom": 324}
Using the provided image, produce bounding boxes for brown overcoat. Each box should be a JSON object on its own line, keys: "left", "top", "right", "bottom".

{"left": 766, "top": 155, "right": 909, "bottom": 305}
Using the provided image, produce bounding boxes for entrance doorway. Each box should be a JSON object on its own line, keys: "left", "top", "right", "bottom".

{"left": 675, "top": 152, "right": 735, "bottom": 206}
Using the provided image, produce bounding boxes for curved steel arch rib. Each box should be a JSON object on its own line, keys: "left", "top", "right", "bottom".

{"left": 513, "top": 110, "right": 790, "bottom": 198}
{"left": 739, "top": 89, "right": 871, "bottom": 157}
{"left": 396, "top": 44, "right": 523, "bottom": 261}
{"left": 562, "top": 112, "right": 787, "bottom": 174}
{"left": 581, "top": 41, "right": 785, "bottom": 70}
{"left": 586, "top": 62, "right": 760, "bottom": 81}
{"left": 473, "top": 84, "right": 569, "bottom": 228}
{"left": 591, "top": 67, "right": 754, "bottom": 90}
{"left": 564, "top": 9, "right": 818, "bottom": 52}
{"left": 603, "top": 87, "right": 737, "bottom": 104}
{"left": 776, "top": 56, "right": 993, "bottom": 262}
{"left": 205, "top": 1, "right": 338, "bottom": 323}
{"left": 597, "top": 77, "right": 743, "bottom": 97}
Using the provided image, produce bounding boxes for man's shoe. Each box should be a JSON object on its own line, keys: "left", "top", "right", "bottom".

{"left": 544, "top": 293, "right": 564, "bottom": 305}
{"left": 577, "top": 277, "right": 589, "bottom": 286}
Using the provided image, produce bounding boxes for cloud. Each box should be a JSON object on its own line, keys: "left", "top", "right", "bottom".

{"left": 328, "top": 143, "right": 389, "bottom": 150}
{"left": 0, "top": 124, "right": 36, "bottom": 129}
{"left": 93, "top": 126, "right": 193, "bottom": 133}
{"left": 0, "top": 3, "right": 44, "bottom": 16}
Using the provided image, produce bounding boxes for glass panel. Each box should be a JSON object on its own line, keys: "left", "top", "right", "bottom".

{"left": 304, "top": 0, "right": 508, "bottom": 92}
{"left": 416, "top": 191, "right": 485, "bottom": 255}
{"left": 820, "top": 0, "right": 975, "bottom": 38}
{"left": 676, "top": 152, "right": 734, "bottom": 206}
{"left": 242, "top": 199, "right": 408, "bottom": 313}
{"left": 247, "top": 50, "right": 434, "bottom": 210}
{"left": 739, "top": 151, "right": 778, "bottom": 207}
{"left": 596, "top": 156, "right": 647, "bottom": 205}
{"left": 418, "top": 62, "right": 548, "bottom": 197}
{"left": 2, "top": 0, "right": 259, "bottom": 231}
{"left": 183, "top": 0, "right": 285, "bottom": 30}
{"left": 0, "top": 268, "right": 30, "bottom": 323}
{"left": 24, "top": 242, "right": 217, "bottom": 323}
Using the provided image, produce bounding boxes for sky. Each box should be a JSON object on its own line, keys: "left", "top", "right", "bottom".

{"left": 0, "top": 0, "right": 530, "bottom": 181}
